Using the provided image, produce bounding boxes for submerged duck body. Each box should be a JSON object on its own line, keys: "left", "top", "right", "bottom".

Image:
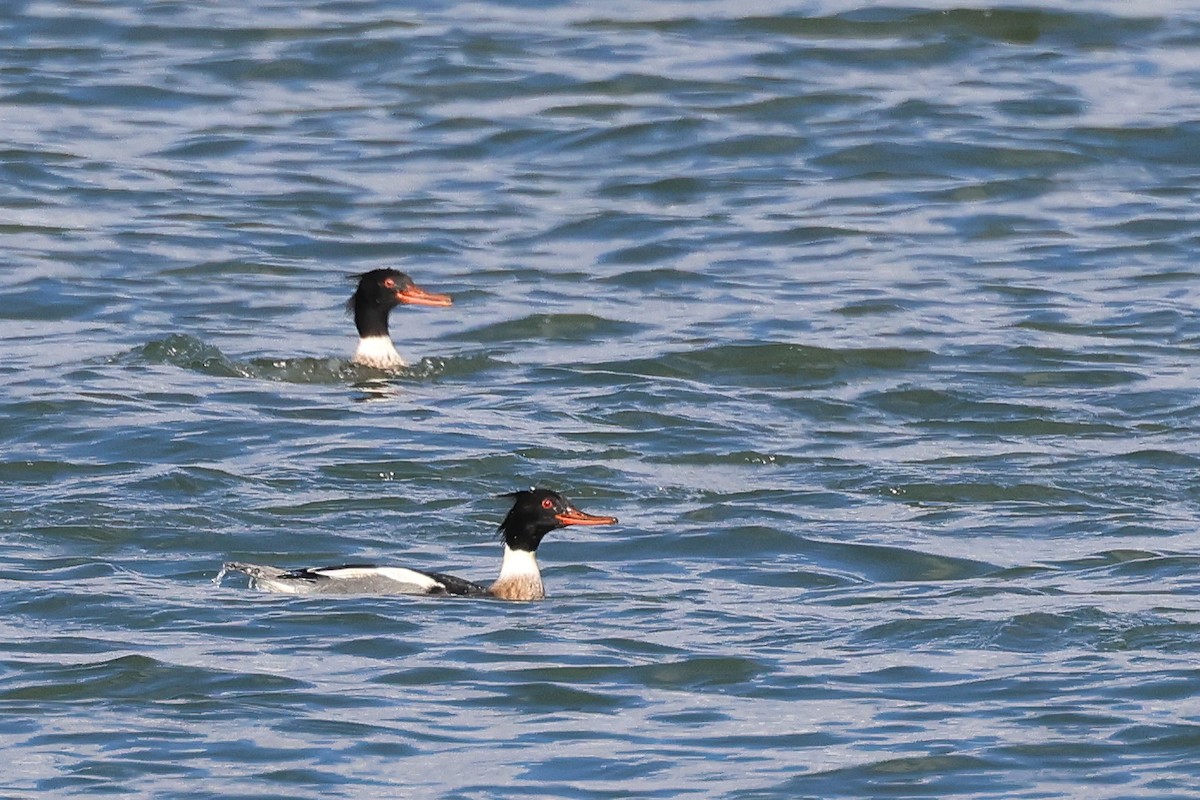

{"left": 348, "top": 268, "right": 452, "bottom": 369}
{"left": 222, "top": 489, "right": 617, "bottom": 601}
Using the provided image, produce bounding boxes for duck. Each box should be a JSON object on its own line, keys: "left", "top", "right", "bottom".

{"left": 349, "top": 268, "right": 452, "bottom": 368}
{"left": 220, "top": 488, "right": 618, "bottom": 601}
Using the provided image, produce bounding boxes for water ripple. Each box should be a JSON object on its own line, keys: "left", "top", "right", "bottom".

{"left": 4, "top": 0, "right": 1200, "bottom": 797}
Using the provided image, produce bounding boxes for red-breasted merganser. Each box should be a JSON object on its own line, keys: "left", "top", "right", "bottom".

{"left": 221, "top": 489, "right": 618, "bottom": 601}
{"left": 349, "top": 268, "right": 452, "bottom": 368}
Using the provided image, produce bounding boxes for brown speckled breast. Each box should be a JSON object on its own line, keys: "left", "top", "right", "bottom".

{"left": 488, "top": 575, "right": 546, "bottom": 601}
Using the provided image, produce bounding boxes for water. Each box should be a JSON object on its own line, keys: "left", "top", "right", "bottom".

{"left": 3, "top": 0, "right": 1200, "bottom": 796}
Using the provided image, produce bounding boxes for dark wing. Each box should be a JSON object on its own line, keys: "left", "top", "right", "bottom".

{"left": 421, "top": 571, "right": 490, "bottom": 597}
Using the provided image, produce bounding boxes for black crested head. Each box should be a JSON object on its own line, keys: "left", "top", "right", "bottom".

{"left": 346, "top": 269, "right": 453, "bottom": 338}
{"left": 496, "top": 487, "right": 618, "bottom": 553}
{"left": 347, "top": 269, "right": 411, "bottom": 338}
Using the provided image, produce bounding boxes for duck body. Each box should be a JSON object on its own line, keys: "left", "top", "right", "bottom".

{"left": 220, "top": 562, "right": 490, "bottom": 596}
{"left": 348, "top": 268, "right": 452, "bottom": 368}
{"left": 221, "top": 489, "right": 617, "bottom": 601}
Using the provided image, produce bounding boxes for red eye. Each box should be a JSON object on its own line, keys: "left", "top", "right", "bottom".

{"left": 383, "top": 278, "right": 396, "bottom": 289}
{"left": 541, "top": 498, "right": 554, "bottom": 509}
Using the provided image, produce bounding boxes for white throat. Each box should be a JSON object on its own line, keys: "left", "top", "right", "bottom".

{"left": 489, "top": 545, "right": 545, "bottom": 601}
{"left": 496, "top": 545, "right": 540, "bottom": 582}
{"left": 353, "top": 335, "right": 406, "bottom": 368}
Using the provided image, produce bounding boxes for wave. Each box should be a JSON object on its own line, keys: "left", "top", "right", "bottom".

{"left": 112, "top": 334, "right": 499, "bottom": 385}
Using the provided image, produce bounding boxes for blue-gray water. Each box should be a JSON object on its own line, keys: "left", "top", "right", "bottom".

{"left": 3, "top": 0, "right": 1200, "bottom": 797}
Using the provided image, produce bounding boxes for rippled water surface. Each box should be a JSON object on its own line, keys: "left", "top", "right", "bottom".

{"left": 4, "top": 0, "right": 1200, "bottom": 797}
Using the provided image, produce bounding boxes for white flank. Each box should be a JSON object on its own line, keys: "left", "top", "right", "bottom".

{"left": 254, "top": 577, "right": 309, "bottom": 595}
{"left": 353, "top": 335, "right": 406, "bottom": 368}
{"left": 313, "top": 566, "right": 442, "bottom": 591}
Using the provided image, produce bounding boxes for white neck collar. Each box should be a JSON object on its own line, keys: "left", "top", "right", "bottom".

{"left": 353, "top": 335, "right": 406, "bottom": 368}
{"left": 490, "top": 545, "right": 545, "bottom": 601}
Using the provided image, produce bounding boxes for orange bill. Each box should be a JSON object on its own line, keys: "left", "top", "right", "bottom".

{"left": 397, "top": 284, "right": 453, "bottom": 307}
{"left": 555, "top": 506, "right": 618, "bottom": 526}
